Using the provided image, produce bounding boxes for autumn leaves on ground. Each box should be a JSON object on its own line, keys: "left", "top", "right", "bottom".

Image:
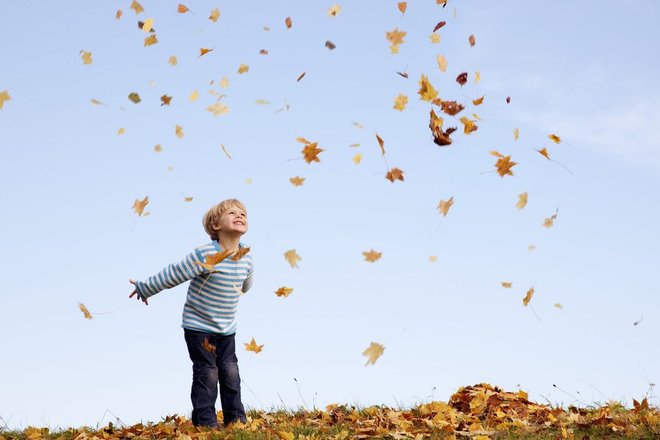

{"left": 6, "top": 384, "right": 659, "bottom": 439}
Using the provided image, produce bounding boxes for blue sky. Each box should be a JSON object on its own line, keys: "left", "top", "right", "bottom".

{"left": 1, "top": 0, "right": 659, "bottom": 430}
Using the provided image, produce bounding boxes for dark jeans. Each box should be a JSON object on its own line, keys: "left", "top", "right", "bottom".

{"left": 183, "top": 329, "right": 247, "bottom": 427}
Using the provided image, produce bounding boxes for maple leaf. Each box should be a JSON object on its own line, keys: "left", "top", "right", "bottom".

{"left": 154, "top": 144, "right": 163, "bottom": 152}
{"left": 393, "top": 93, "right": 408, "bottom": 111}
{"left": 386, "top": 27, "right": 406, "bottom": 53}
{"left": 0, "top": 90, "right": 12, "bottom": 109}
{"left": 543, "top": 209, "right": 559, "bottom": 228}
{"left": 232, "top": 247, "right": 251, "bottom": 261}
{"left": 115, "top": 9, "right": 123, "bottom": 20}
{"left": 398, "top": 2, "right": 407, "bottom": 14}
{"left": 456, "top": 72, "right": 468, "bottom": 86}
{"left": 128, "top": 92, "right": 141, "bottom": 103}
{"left": 536, "top": 147, "right": 550, "bottom": 160}
{"left": 352, "top": 153, "right": 363, "bottom": 164}
{"left": 513, "top": 128, "right": 520, "bottom": 140}
{"left": 132, "top": 196, "right": 149, "bottom": 216}
{"left": 429, "top": 109, "right": 457, "bottom": 146}
{"left": 469, "top": 34, "right": 476, "bottom": 46}
{"left": 290, "top": 176, "right": 305, "bottom": 186}
{"left": 362, "top": 342, "right": 385, "bottom": 366}
{"left": 325, "top": 40, "right": 336, "bottom": 50}
{"left": 79, "top": 303, "right": 93, "bottom": 320}
{"left": 362, "top": 249, "right": 382, "bottom": 263}
{"left": 144, "top": 34, "right": 158, "bottom": 46}
{"left": 437, "top": 100, "right": 464, "bottom": 116}
{"left": 175, "top": 124, "right": 184, "bottom": 138}
{"left": 501, "top": 282, "right": 513, "bottom": 288}
{"left": 302, "top": 142, "right": 324, "bottom": 163}
{"left": 237, "top": 64, "right": 249, "bottom": 74}
{"left": 130, "top": 0, "right": 144, "bottom": 15}
{"left": 493, "top": 154, "right": 517, "bottom": 177}
{"left": 199, "top": 48, "right": 214, "bottom": 57}
{"left": 195, "top": 249, "right": 234, "bottom": 271}
{"left": 472, "top": 96, "right": 484, "bottom": 106}
{"left": 284, "top": 249, "right": 301, "bottom": 268}
{"left": 80, "top": 50, "right": 92, "bottom": 65}
{"left": 245, "top": 337, "right": 264, "bottom": 353}
{"left": 275, "top": 287, "right": 293, "bottom": 297}
{"left": 327, "top": 3, "right": 341, "bottom": 17}
{"left": 548, "top": 134, "right": 561, "bottom": 144}
{"left": 177, "top": 4, "right": 190, "bottom": 13}
{"left": 460, "top": 116, "right": 478, "bottom": 134}
{"left": 522, "top": 287, "right": 534, "bottom": 306}
{"left": 386, "top": 167, "right": 404, "bottom": 182}
{"left": 285, "top": 16, "right": 292, "bottom": 29}
{"left": 438, "top": 197, "right": 454, "bottom": 217}
{"left": 206, "top": 102, "right": 229, "bottom": 116}
{"left": 209, "top": 8, "right": 220, "bottom": 22}
{"left": 202, "top": 338, "right": 216, "bottom": 353}
{"left": 437, "top": 54, "right": 447, "bottom": 72}
{"left": 433, "top": 21, "right": 446, "bottom": 32}
{"left": 418, "top": 74, "right": 438, "bottom": 102}
{"left": 516, "top": 192, "right": 528, "bottom": 209}
{"left": 160, "top": 95, "right": 172, "bottom": 106}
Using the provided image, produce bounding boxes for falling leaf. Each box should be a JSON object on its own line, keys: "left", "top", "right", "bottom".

{"left": 433, "top": 21, "right": 446, "bottom": 32}
{"left": 245, "top": 178, "right": 252, "bottom": 184}
{"left": 154, "top": 144, "right": 163, "bottom": 153}
{"left": 516, "top": 192, "right": 528, "bottom": 209}
{"left": 353, "top": 121, "right": 364, "bottom": 129}
{"left": 468, "top": 34, "right": 476, "bottom": 46}
{"left": 245, "top": 337, "right": 264, "bottom": 353}
{"left": 543, "top": 209, "right": 559, "bottom": 228}
{"left": 132, "top": 196, "right": 149, "bottom": 216}
{"left": 0, "top": 90, "right": 11, "bottom": 110}
{"left": 206, "top": 102, "right": 229, "bottom": 116}
{"left": 506, "top": 96, "right": 511, "bottom": 103}
{"left": 418, "top": 74, "right": 438, "bottom": 102}
{"left": 456, "top": 72, "right": 468, "bottom": 86}
{"left": 437, "top": 100, "right": 464, "bottom": 116}
{"left": 375, "top": 133, "right": 386, "bottom": 155}
{"left": 536, "top": 147, "right": 550, "bottom": 160}
{"left": 188, "top": 90, "right": 199, "bottom": 101}
{"left": 429, "top": 33, "right": 441, "bottom": 44}
{"left": 255, "top": 99, "right": 270, "bottom": 105}
{"left": 177, "top": 4, "right": 190, "bottom": 13}
{"left": 275, "top": 287, "right": 294, "bottom": 298}
{"left": 209, "top": 8, "right": 220, "bottom": 22}
{"left": 513, "top": 128, "right": 520, "bottom": 140}
{"left": 79, "top": 303, "right": 93, "bottom": 320}
{"left": 296, "top": 72, "right": 306, "bottom": 82}
{"left": 144, "top": 34, "right": 158, "bottom": 46}
{"left": 501, "top": 282, "right": 513, "bottom": 288}
{"left": 128, "top": 92, "right": 141, "bottom": 103}
{"left": 363, "top": 342, "right": 385, "bottom": 366}
{"left": 522, "top": 287, "right": 534, "bottom": 306}
{"left": 175, "top": 124, "right": 184, "bottom": 138}
{"left": 396, "top": 71, "right": 408, "bottom": 79}
{"left": 325, "top": 40, "right": 336, "bottom": 50}
{"left": 141, "top": 17, "right": 154, "bottom": 32}
{"left": 167, "top": 166, "right": 173, "bottom": 171}
{"left": 160, "top": 95, "right": 172, "bottom": 106}
{"left": 398, "top": 2, "right": 407, "bottom": 14}
{"left": 302, "top": 143, "right": 324, "bottom": 163}
{"left": 393, "top": 93, "right": 408, "bottom": 111}
{"left": 362, "top": 249, "right": 382, "bottom": 263}
{"left": 284, "top": 249, "right": 301, "bottom": 268}
{"left": 352, "top": 153, "right": 363, "bottom": 164}
{"left": 235, "top": 64, "right": 249, "bottom": 75}
{"left": 386, "top": 27, "right": 406, "bottom": 53}
{"left": 130, "top": 0, "right": 144, "bottom": 15}
{"left": 436, "top": 54, "right": 447, "bottom": 72}
{"left": 202, "top": 338, "right": 216, "bottom": 352}
{"left": 231, "top": 247, "right": 251, "bottom": 261}
{"left": 327, "top": 4, "right": 341, "bottom": 17}
{"left": 491, "top": 153, "right": 517, "bottom": 177}
{"left": 259, "top": 49, "right": 268, "bottom": 55}
{"left": 220, "top": 76, "right": 229, "bottom": 89}
{"left": 290, "top": 176, "right": 305, "bottom": 186}
{"left": 438, "top": 197, "right": 454, "bottom": 217}
{"left": 117, "top": 127, "right": 125, "bottom": 135}
{"left": 633, "top": 315, "right": 643, "bottom": 326}
{"left": 429, "top": 109, "right": 457, "bottom": 146}
{"left": 548, "top": 134, "right": 561, "bottom": 144}
{"left": 459, "top": 116, "right": 478, "bottom": 134}
{"left": 199, "top": 48, "right": 214, "bottom": 57}
{"left": 80, "top": 50, "right": 93, "bottom": 65}
{"left": 472, "top": 95, "right": 484, "bottom": 106}
{"left": 554, "top": 303, "right": 564, "bottom": 309}
{"left": 90, "top": 98, "right": 105, "bottom": 107}
{"left": 168, "top": 56, "right": 178, "bottom": 66}
{"left": 285, "top": 16, "right": 292, "bottom": 29}
{"left": 386, "top": 167, "right": 404, "bottom": 182}
{"left": 528, "top": 244, "right": 536, "bottom": 251}
{"left": 429, "top": 255, "right": 438, "bottom": 263}
{"left": 115, "top": 9, "right": 123, "bottom": 20}
{"left": 184, "top": 197, "right": 193, "bottom": 202}
{"left": 474, "top": 71, "right": 481, "bottom": 83}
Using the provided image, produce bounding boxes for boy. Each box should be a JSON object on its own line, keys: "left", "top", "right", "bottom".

{"left": 129, "top": 198, "right": 253, "bottom": 428}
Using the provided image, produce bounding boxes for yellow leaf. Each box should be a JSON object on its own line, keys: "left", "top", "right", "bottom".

{"left": 284, "top": 249, "right": 301, "bottom": 268}
{"left": 472, "top": 95, "right": 484, "bottom": 106}
{"left": 438, "top": 197, "right": 453, "bottom": 217}
{"left": 523, "top": 287, "right": 534, "bottom": 306}
{"left": 543, "top": 209, "right": 559, "bottom": 228}
{"left": 245, "top": 178, "right": 252, "bottom": 184}
{"left": 554, "top": 303, "right": 563, "bottom": 309}
{"left": 177, "top": 4, "right": 190, "bottom": 13}
{"left": 80, "top": 50, "right": 92, "bottom": 65}
{"left": 206, "top": 102, "right": 229, "bottom": 116}
{"left": 141, "top": 18, "right": 154, "bottom": 32}
{"left": 386, "top": 27, "right": 406, "bottom": 53}
{"left": 175, "top": 124, "right": 184, "bottom": 138}
{"left": 199, "top": 47, "right": 214, "bottom": 56}
{"left": 237, "top": 64, "right": 249, "bottom": 74}
{"left": 244, "top": 337, "right": 264, "bottom": 353}
{"left": 220, "top": 76, "right": 229, "bottom": 89}
{"left": 278, "top": 431, "right": 295, "bottom": 440}
{"left": 429, "top": 33, "right": 441, "bottom": 44}
{"left": 275, "top": 287, "right": 293, "bottom": 297}
{"left": 362, "top": 249, "right": 382, "bottom": 262}
{"left": 429, "top": 255, "right": 438, "bottom": 263}
{"left": 290, "top": 176, "right": 305, "bottom": 186}
{"left": 302, "top": 142, "right": 324, "bottom": 163}
{"left": 221, "top": 144, "right": 232, "bottom": 159}
{"left": 79, "top": 303, "right": 93, "bottom": 320}
{"left": 460, "top": 116, "right": 478, "bottom": 134}
{"left": 516, "top": 192, "right": 528, "bottom": 209}
{"left": 117, "top": 127, "right": 125, "bottom": 135}
{"left": 352, "top": 153, "right": 363, "bottom": 165}
{"left": 209, "top": 8, "right": 220, "bottom": 22}
{"left": 184, "top": 197, "right": 193, "bottom": 202}
{"left": 144, "top": 34, "right": 158, "bottom": 47}
{"left": 385, "top": 167, "right": 404, "bottom": 182}
{"left": 130, "top": 0, "right": 144, "bottom": 15}
{"left": 474, "top": 71, "right": 481, "bottom": 83}
{"left": 548, "top": 133, "right": 561, "bottom": 144}
{"left": 393, "top": 93, "right": 408, "bottom": 111}
{"left": 128, "top": 92, "right": 141, "bottom": 103}
{"left": 398, "top": 2, "right": 408, "bottom": 14}
{"left": 537, "top": 147, "right": 550, "bottom": 160}
{"left": 285, "top": 16, "right": 292, "bottom": 29}
{"left": 501, "top": 282, "right": 513, "bottom": 288}
{"left": 513, "top": 128, "right": 520, "bottom": 140}
{"left": 132, "top": 196, "right": 149, "bottom": 216}
{"left": 418, "top": 74, "right": 438, "bottom": 102}
{"left": 168, "top": 55, "right": 178, "bottom": 66}
{"left": 188, "top": 90, "right": 199, "bottom": 101}
{"left": 362, "top": 342, "right": 385, "bottom": 366}
{"left": 115, "top": 9, "right": 123, "bottom": 20}
{"left": 255, "top": 99, "right": 270, "bottom": 105}
{"left": 436, "top": 54, "right": 447, "bottom": 72}
{"left": 327, "top": 3, "right": 341, "bottom": 17}
{"left": 154, "top": 144, "right": 163, "bottom": 152}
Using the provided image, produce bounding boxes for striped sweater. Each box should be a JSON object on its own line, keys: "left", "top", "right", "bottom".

{"left": 135, "top": 241, "right": 253, "bottom": 335}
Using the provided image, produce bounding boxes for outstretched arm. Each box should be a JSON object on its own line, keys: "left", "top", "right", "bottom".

{"left": 129, "top": 278, "right": 149, "bottom": 305}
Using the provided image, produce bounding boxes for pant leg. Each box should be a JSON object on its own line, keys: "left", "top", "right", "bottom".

{"left": 215, "top": 333, "right": 247, "bottom": 425}
{"left": 184, "top": 329, "right": 220, "bottom": 427}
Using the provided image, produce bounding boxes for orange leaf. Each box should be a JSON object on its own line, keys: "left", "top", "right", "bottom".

{"left": 472, "top": 96, "right": 484, "bottom": 106}
{"left": 209, "top": 8, "right": 220, "bottom": 22}
{"left": 202, "top": 337, "right": 216, "bottom": 352}
{"left": 362, "top": 249, "right": 382, "bottom": 262}
{"left": 132, "top": 196, "right": 149, "bottom": 216}
{"left": 290, "top": 176, "right": 305, "bottom": 186}
{"left": 284, "top": 249, "right": 301, "bottom": 268}
{"left": 285, "top": 16, "right": 292, "bottom": 29}
{"left": 79, "top": 303, "right": 93, "bottom": 320}
{"left": 385, "top": 167, "right": 404, "bottom": 182}
{"left": 375, "top": 133, "right": 386, "bottom": 155}
{"left": 543, "top": 209, "right": 559, "bottom": 228}
{"left": 386, "top": 27, "right": 406, "bottom": 53}
{"left": 195, "top": 249, "right": 234, "bottom": 270}
{"left": 115, "top": 9, "right": 123, "bottom": 20}
{"left": 536, "top": 147, "right": 550, "bottom": 160}
{"left": 362, "top": 342, "right": 385, "bottom": 366}
{"left": 433, "top": 21, "right": 446, "bottom": 32}
{"left": 160, "top": 95, "right": 172, "bottom": 106}
{"left": 435, "top": 99, "right": 464, "bottom": 116}
{"left": 231, "top": 247, "right": 251, "bottom": 261}
{"left": 130, "top": 0, "right": 144, "bottom": 15}
{"left": 302, "top": 142, "right": 324, "bottom": 163}
{"left": 429, "top": 109, "right": 457, "bottom": 146}
{"left": 144, "top": 34, "right": 158, "bottom": 47}
{"left": 468, "top": 34, "right": 476, "bottom": 46}
{"left": 522, "top": 287, "right": 534, "bottom": 306}
{"left": 438, "top": 197, "right": 454, "bottom": 217}
{"left": 325, "top": 40, "right": 336, "bottom": 50}
{"left": 244, "top": 337, "right": 264, "bottom": 353}
{"left": 177, "top": 4, "right": 190, "bottom": 13}
{"left": 501, "top": 282, "right": 513, "bottom": 288}
{"left": 397, "top": 2, "right": 407, "bottom": 14}
{"left": 548, "top": 133, "right": 561, "bottom": 144}
{"left": 494, "top": 155, "right": 517, "bottom": 177}
{"left": 199, "top": 47, "right": 214, "bottom": 57}
{"left": 80, "top": 51, "right": 92, "bottom": 65}
{"left": 459, "top": 116, "right": 478, "bottom": 134}
{"left": 275, "top": 287, "right": 294, "bottom": 297}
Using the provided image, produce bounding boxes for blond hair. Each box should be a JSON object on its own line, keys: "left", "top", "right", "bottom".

{"left": 203, "top": 199, "right": 248, "bottom": 240}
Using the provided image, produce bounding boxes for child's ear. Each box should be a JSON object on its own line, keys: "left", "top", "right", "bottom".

{"left": 212, "top": 223, "right": 221, "bottom": 231}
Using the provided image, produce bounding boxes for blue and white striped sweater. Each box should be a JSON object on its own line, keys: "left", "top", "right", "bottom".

{"left": 135, "top": 241, "right": 253, "bottom": 335}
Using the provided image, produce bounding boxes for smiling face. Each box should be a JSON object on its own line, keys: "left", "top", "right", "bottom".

{"left": 217, "top": 204, "right": 248, "bottom": 235}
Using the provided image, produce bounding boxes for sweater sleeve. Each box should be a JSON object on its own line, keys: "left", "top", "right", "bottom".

{"left": 242, "top": 262, "right": 254, "bottom": 293}
{"left": 135, "top": 249, "right": 206, "bottom": 300}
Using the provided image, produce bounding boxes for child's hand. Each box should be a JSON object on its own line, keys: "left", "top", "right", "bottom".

{"left": 128, "top": 279, "right": 148, "bottom": 305}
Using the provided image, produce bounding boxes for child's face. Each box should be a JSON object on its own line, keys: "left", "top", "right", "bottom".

{"left": 218, "top": 205, "right": 248, "bottom": 235}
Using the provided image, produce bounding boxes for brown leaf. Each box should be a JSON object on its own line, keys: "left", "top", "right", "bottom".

{"left": 522, "top": 287, "right": 534, "bottom": 306}
{"left": 128, "top": 92, "right": 141, "bottom": 103}
{"left": 259, "top": 49, "right": 268, "bottom": 55}
{"left": 438, "top": 197, "right": 454, "bottom": 217}
{"left": 160, "top": 95, "right": 172, "bottom": 106}
{"left": 362, "top": 249, "right": 382, "bottom": 262}
{"left": 325, "top": 40, "right": 336, "bottom": 50}
{"left": 397, "top": 2, "right": 407, "bottom": 14}
{"left": 495, "top": 155, "right": 517, "bottom": 177}
{"left": 506, "top": 96, "right": 511, "bottom": 103}
{"left": 79, "top": 303, "right": 93, "bottom": 320}
{"left": 397, "top": 71, "right": 408, "bottom": 79}
{"left": 456, "top": 72, "right": 468, "bottom": 86}
{"left": 386, "top": 167, "right": 404, "bottom": 182}
{"left": 302, "top": 142, "right": 324, "bottom": 163}
{"left": 536, "top": 147, "right": 550, "bottom": 160}
{"left": 501, "top": 282, "right": 513, "bottom": 288}
{"left": 548, "top": 134, "right": 561, "bottom": 144}
{"left": 285, "top": 16, "right": 292, "bottom": 29}
{"left": 436, "top": 99, "right": 464, "bottom": 116}
{"left": 144, "top": 34, "right": 158, "bottom": 46}
{"left": 231, "top": 247, "right": 251, "bottom": 261}
{"left": 433, "top": 21, "right": 446, "bottom": 32}
{"left": 429, "top": 109, "right": 457, "bottom": 146}
{"left": 468, "top": 34, "right": 476, "bottom": 46}
{"left": 472, "top": 95, "right": 485, "bottom": 106}
{"left": 202, "top": 338, "right": 216, "bottom": 352}
{"left": 375, "top": 133, "right": 385, "bottom": 155}
{"left": 115, "top": 9, "right": 123, "bottom": 20}
{"left": 296, "top": 71, "right": 306, "bottom": 82}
